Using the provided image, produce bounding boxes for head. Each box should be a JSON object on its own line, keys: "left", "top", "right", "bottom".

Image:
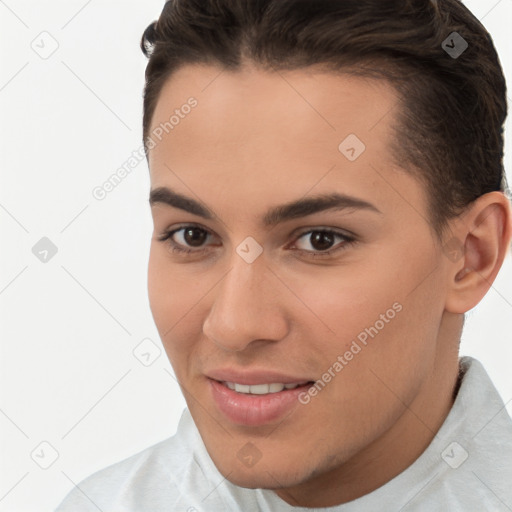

{"left": 141, "top": 0, "right": 512, "bottom": 506}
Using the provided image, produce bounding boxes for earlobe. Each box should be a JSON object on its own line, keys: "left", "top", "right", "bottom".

{"left": 444, "top": 192, "right": 512, "bottom": 314}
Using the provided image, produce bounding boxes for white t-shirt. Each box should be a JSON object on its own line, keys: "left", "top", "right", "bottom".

{"left": 55, "top": 356, "right": 512, "bottom": 511}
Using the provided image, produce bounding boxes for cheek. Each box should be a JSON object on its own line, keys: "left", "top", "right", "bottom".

{"left": 296, "top": 252, "right": 443, "bottom": 397}
{"left": 147, "top": 244, "right": 171, "bottom": 324}
{"left": 323, "top": 276, "right": 444, "bottom": 424}
{"left": 285, "top": 265, "right": 401, "bottom": 353}
{"left": 147, "top": 244, "right": 201, "bottom": 322}
{"left": 147, "top": 244, "right": 214, "bottom": 366}
{"left": 147, "top": 246, "right": 194, "bottom": 348}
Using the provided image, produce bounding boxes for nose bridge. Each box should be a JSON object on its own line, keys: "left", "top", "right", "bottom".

{"left": 203, "top": 253, "right": 288, "bottom": 352}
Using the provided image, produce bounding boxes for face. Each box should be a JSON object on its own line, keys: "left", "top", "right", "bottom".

{"left": 147, "top": 63, "right": 455, "bottom": 505}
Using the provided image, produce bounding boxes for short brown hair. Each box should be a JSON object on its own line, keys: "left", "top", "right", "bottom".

{"left": 140, "top": 0, "right": 508, "bottom": 238}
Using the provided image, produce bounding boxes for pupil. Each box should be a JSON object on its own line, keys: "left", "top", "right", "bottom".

{"left": 311, "top": 231, "right": 334, "bottom": 251}
{"left": 184, "top": 227, "right": 207, "bottom": 247}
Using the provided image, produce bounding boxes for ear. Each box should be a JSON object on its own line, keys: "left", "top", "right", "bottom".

{"left": 444, "top": 191, "right": 512, "bottom": 314}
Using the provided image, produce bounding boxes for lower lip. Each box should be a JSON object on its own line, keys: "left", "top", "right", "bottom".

{"left": 209, "top": 379, "right": 313, "bottom": 426}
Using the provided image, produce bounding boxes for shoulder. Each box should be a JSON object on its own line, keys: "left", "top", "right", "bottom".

{"left": 55, "top": 435, "right": 183, "bottom": 512}
{"left": 54, "top": 407, "right": 249, "bottom": 511}
{"left": 420, "top": 356, "right": 512, "bottom": 509}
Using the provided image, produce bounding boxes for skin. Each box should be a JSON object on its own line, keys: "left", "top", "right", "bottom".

{"left": 146, "top": 62, "right": 512, "bottom": 507}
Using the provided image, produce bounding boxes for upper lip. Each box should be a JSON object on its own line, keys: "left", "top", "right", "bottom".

{"left": 206, "top": 368, "right": 313, "bottom": 386}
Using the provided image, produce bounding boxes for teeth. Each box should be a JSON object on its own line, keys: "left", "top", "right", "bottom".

{"left": 224, "top": 382, "right": 307, "bottom": 395}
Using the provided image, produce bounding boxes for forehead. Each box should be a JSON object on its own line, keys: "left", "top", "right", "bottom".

{"left": 148, "top": 62, "right": 399, "bottom": 168}
{"left": 146, "top": 63, "right": 425, "bottom": 224}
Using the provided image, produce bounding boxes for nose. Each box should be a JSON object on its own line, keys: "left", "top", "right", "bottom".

{"left": 202, "top": 255, "right": 289, "bottom": 352}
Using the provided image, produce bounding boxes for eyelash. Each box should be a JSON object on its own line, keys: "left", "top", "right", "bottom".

{"left": 157, "top": 224, "right": 357, "bottom": 259}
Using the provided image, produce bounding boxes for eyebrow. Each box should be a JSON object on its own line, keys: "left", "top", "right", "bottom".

{"left": 149, "top": 186, "right": 381, "bottom": 227}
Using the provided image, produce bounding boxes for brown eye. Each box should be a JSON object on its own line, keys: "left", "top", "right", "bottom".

{"left": 182, "top": 226, "right": 208, "bottom": 247}
{"left": 157, "top": 224, "right": 214, "bottom": 254}
{"left": 293, "top": 229, "right": 356, "bottom": 258}
{"left": 308, "top": 231, "right": 336, "bottom": 251}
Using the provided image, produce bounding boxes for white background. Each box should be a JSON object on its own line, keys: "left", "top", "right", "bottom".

{"left": 0, "top": 1, "right": 511, "bottom": 510}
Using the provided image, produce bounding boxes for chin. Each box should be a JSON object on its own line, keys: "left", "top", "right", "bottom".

{"left": 224, "top": 469, "right": 295, "bottom": 490}
{"left": 213, "top": 454, "right": 309, "bottom": 490}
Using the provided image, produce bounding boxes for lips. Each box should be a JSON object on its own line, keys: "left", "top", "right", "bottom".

{"left": 206, "top": 368, "right": 315, "bottom": 426}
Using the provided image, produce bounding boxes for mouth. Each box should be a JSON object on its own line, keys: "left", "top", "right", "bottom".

{"left": 208, "top": 378, "right": 315, "bottom": 426}
{"left": 219, "top": 380, "right": 314, "bottom": 394}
